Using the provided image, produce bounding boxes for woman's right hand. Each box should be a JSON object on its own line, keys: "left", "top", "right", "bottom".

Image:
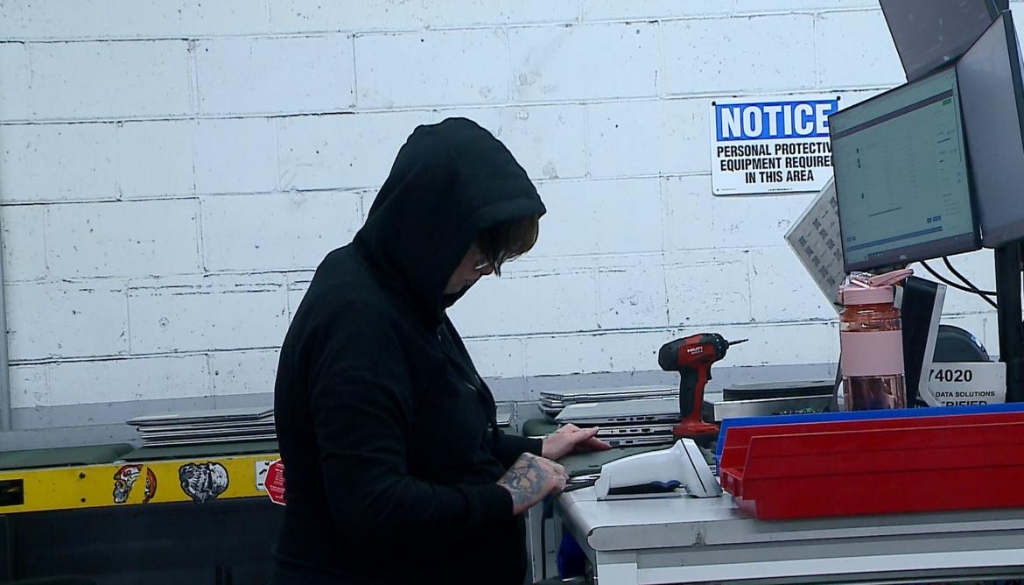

{"left": 497, "top": 452, "right": 569, "bottom": 515}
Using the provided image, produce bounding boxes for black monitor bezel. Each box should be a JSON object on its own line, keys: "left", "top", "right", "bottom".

{"left": 881, "top": 0, "right": 1000, "bottom": 82}
{"left": 830, "top": 65, "right": 982, "bottom": 274}
{"left": 968, "top": 12, "right": 1024, "bottom": 248}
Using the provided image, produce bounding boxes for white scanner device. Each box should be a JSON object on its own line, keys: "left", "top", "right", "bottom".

{"left": 594, "top": 439, "right": 722, "bottom": 500}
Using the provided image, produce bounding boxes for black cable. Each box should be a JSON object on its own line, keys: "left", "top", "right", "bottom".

{"left": 943, "top": 256, "right": 997, "bottom": 295}
{"left": 918, "top": 260, "right": 998, "bottom": 310}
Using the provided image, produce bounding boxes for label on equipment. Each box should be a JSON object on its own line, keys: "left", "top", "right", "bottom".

{"left": 921, "top": 361, "right": 1006, "bottom": 406}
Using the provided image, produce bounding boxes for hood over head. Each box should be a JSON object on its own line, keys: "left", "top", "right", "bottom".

{"left": 353, "top": 117, "right": 546, "bottom": 321}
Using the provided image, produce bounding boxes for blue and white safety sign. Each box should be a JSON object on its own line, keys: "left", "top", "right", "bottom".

{"left": 710, "top": 95, "right": 841, "bottom": 195}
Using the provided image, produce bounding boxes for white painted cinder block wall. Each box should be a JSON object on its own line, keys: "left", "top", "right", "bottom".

{"left": 0, "top": 0, "right": 1017, "bottom": 421}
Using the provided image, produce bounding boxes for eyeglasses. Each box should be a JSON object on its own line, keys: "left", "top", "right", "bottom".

{"left": 470, "top": 245, "right": 491, "bottom": 272}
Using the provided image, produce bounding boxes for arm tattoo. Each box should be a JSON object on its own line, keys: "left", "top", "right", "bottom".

{"left": 497, "top": 455, "right": 548, "bottom": 508}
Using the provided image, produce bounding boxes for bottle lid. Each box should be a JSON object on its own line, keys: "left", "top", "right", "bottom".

{"left": 838, "top": 268, "right": 912, "bottom": 306}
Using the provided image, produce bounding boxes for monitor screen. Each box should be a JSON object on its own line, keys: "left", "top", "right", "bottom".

{"left": 880, "top": 0, "right": 999, "bottom": 82}
{"left": 956, "top": 12, "right": 1024, "bottom": 248}
{"left": 830, "top": 66, "right": 979, "bottom": 273}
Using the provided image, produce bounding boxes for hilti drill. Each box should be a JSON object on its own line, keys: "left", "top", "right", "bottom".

{"left": 659, "top": 333, "right": 747, "bottom": 440}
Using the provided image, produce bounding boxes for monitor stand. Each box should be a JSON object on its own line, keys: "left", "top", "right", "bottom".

{"left": 994, "top": 241, "right": 1024, "bottom": 402}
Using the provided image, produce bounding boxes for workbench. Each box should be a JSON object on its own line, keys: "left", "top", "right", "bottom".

{"left": 557, "top": 485, "right": 1024, "bottom": 584}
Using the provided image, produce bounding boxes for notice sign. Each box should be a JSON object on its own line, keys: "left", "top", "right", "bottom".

{"left": 711, "top": 96, "right": 840, "bottom": 195}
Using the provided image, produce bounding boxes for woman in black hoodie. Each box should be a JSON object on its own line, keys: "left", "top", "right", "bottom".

{"left": 271, "top": 118, "right": 608, "bottom": 584}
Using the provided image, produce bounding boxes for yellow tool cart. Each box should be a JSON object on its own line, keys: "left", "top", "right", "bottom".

{"left": 0, "top": 441, "right": 284, "bottom": 584}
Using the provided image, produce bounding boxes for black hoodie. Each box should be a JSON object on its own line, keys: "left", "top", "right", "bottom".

{"left": 272, "top": 118, "right": 547, "bottom": 584}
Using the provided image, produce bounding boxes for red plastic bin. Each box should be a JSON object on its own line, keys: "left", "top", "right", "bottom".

{"left": 720, "top": 415, "right": 1024, "bottom": 520}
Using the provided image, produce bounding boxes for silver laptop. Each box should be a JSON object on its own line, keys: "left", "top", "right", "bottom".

{"left": 540, "top": 385, "right": 675, "bottom": 405}
{"left": 127, "top": 406, "right": 274, "bottom": 427}
{"left": 602, "top": 434, "right": 676, "bottom": 448}
{"left": 555, "top": 397, "right": 680, "bottom": 425}
{"left": 595, "top": 423, "right": 675, "bottom": 437}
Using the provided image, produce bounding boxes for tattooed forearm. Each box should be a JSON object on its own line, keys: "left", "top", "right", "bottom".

{"left": 497, "top": 453, "right": 566, "bottom": 514}
{"left": 497, "top": 454, "right": 547, "bottom": 508}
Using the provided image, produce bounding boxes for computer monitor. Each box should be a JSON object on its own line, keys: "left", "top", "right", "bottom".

{"left": 880, "top": 0, "right": 1000, "bottom": 82}
{"left": 830, "top": 66, "right": 980, "bottom": 273}
{"left": 956, "top": 12, "right": 1024, "bottom": 248}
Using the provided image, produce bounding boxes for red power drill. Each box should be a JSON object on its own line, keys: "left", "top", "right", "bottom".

{"left": 659, "top": 333, "right": 747, "bottom": 440}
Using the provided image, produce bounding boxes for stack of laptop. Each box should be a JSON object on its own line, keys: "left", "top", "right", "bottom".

{"left": 539, "top": 385, "right": 677, "bottom": 418}
{"left": 554, "top": 396, "right": 679, "bottom": 448}
{"left": 127, "top": 406, "right": 276, "bottom": 448}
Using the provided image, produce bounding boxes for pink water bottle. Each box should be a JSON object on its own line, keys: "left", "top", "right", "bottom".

{"left": 838, "top": 269, "right": 912, "bottom": 411}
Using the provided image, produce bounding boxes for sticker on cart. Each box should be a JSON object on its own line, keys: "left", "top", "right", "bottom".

{"left": 265, "top": 459, "right": 286, "bottom": 506}
{"left": 112, "top": 464, "right": 158, "bottom": 504}
{"left": 255, "top": 459, "right": 275, "bottom": 491}
{"left": 923, "top": 361, "right": 1006, "bottom": 407}
{"left": 178, "top": 462, "right": 229, "bottom": 503}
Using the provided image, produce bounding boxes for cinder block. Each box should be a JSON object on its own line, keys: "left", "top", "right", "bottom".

{"left": 196, "top": 36, "right": 355, "bottom": 115}
{"left": 0, "top": 0, "right": 267, "bottom": 40}
{"left": 817, "top": 10, "right": 905, "bottom": 88}
{"left": 587, "top": 98, "right": 709, "bottom": 178}
{"left": 662, "top": 16, "right": 816, "bottom": 95}
{"left": 529, "top": 178, "right": 663, "bottom": 258}
{"left": 211, "top": 349, "right": 280, "bottom": 396}
{"left": 523, "top": 330, "right": 668, "bottom": 377}
{"left": 717, "top": 321, "right": 837, "bottom": 366}
{"left": 47, "top": 200, "right": 201, "bottom": 278}
{"left": 277, "top": 111, "right": 435, "bottom": 191}
{"left": 583, "top": 0, "right": 730, "bottom": 20}
{"left": 711, "top": 192, "right": 817, "bottom": 247}
{"left": 0, "top": 123, "right": 117, "bottom": 203}
{"left": 665, "top": 249, "right": 753, "bottom": 326}
{"left": 748, "top": 247, "right": 837, "bottom": 323}
{"left": 511, "top": 23, "right": 659, "bottom": 102}
{"left": 661, "top": 175, "right": 716, "bottom": 251}
{"left": 117, "top": 120, "right": 195, "bottom": 198}
{"left": 9, "top": 364, "right": 47, "bottom": 410}
{"left": 734, "top": 0, "right": 878, "bottom": 14}
{"left": 422, "top": 0, "right": 577, "bottom": 26}
{"left": 128, "top": 274, "right": 289, "bottom": 353}
{"left": 194, "top": 118, "right": 278, "bottom": 194}
{"left": 28, "top": 41, "right": 192, "bottom": 120}
{"left": 286, "top": 272, "right": 314, "bottom": 320}
{"left": 461, "top": 337, "right": 527, "bottom": 380}
{"left": 356, "top": 29, "right": 510, "bottom": 108}
{"left": 435, "top": 105, "right": 587, "bottom": 180}
{"left": 6, "top": 281, "right": 129, "bottom": 361}
{"left": 269, "top": 0, "right": 425, "bottom": 33}
{"left": 1, "top": 204, "right": 47, "bottom": 281}
{"left": 0, "top": 43, "right": 29, "bottom": 121}
{"left": 447, "top": 270, "right": 599, "bottom": 337}
{"left": 201, "top": 191, "right": 362, "bottom": 272}
{"left": 47, "top": 355, "right": 212, "bottom": 406}
{"left": 597, "top": 264, "right": 670, "bottom": 330}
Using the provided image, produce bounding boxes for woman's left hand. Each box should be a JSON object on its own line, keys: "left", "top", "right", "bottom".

{"left": 541, "top": 424, "right": 613, "bottom": 460}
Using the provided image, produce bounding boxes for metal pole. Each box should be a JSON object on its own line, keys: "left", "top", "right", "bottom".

{"left": 994, "top": 242, "right": 1024, "bottom": 402}
{"left": 0, "top": 209, "right": 10, "bottom": 431}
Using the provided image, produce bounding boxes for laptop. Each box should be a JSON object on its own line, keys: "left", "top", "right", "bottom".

{"left": 555, "top": 397, "right": 680, "bottom": 425}
{"left": 127, "top": 406, "right": 274, "bottom": 427}
{"left": 602, "top": 434, "right": 676, "bottom": 448}
{"left": 595, "top": 424, "right": 675, "bottom": 437}
{"left": 540, "top": 385, "right": 676, "bottom": 405}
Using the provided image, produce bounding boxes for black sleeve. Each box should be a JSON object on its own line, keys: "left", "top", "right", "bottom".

{"left": 491, "top": 431, "right": 543, "bottom": 468}
{"left": 309, "top": 311, "right": 515, "bottom": 546}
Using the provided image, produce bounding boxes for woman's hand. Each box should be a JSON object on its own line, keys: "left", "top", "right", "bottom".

{"left": 498, "top": 453, "right": 568, "bottom": 515}
{"left": 541, "top": 424, "right": 612, "bottom": 460}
